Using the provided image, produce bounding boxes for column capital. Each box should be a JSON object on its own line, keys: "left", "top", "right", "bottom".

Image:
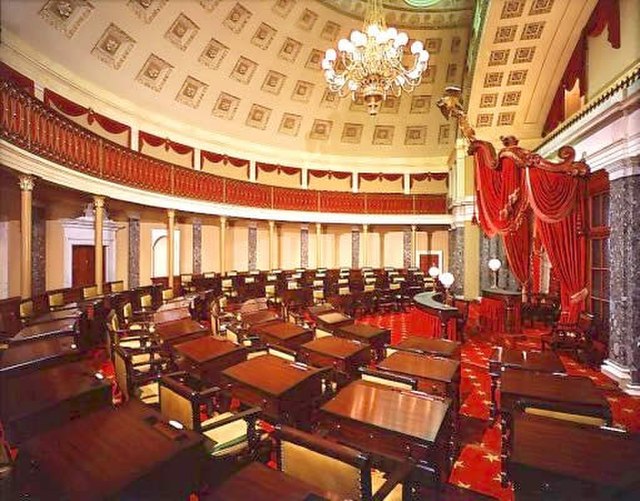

{"left": 411, "top": 224, "right": 417, "bottom": 232}
{"left": 18, "top": 175, "right": 35, "bottom": 192}
{"left": 167, "top": 208, "right": 175, "bottom": 219}
{"left": 362, "top": 224, "right": 369, "bottom": 232}
{"left": 268, "top": 220, "right": 276, "bottom": 229}
{"left": 93, "top": 195, "right": 105, "bottom": 209}
{"left": 220, "top": 215, "right": 227, "bottom": 225}
{"left": 315, "top": 222, "right": 322, "bottom": 231}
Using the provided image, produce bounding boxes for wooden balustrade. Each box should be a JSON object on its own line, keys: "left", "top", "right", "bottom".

{"left": 0, "top": 78, "right": 447, "bottom": 215}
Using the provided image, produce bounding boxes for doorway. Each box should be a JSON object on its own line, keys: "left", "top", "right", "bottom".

{"left": 72, "top": 245, "right": 105, "bottom": 287}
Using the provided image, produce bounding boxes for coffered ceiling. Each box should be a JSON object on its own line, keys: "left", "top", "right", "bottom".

{"left": 1, "top": 0, "right": 473, "bottom": 164}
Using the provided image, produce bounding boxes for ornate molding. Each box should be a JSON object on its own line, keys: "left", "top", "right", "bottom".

{"left": 18, "top": 174, "right": 35, "bottom": 191}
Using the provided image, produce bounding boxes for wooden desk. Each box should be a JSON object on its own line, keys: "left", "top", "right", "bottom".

{"left": 336, "top": 323, "right": 390, "bottom": 361}
{"left": 11, "top": 318, "right": 78, "bottom": 343}
{"left": 16, "top": 399, "right": 204, "bottom": 500}
{"left": 0, "top": 359, "right": 112, "bottom": 443}
{"left": 202, "top": 461, "right": 330, "bottom": 501}
{"left": 220, "top": 354, "right": 326, "bottom": 428}
{"left": 319, "top": 380, "right": 452, "bottom": 485}
{"left": 500, "top": 370, "right": 611, "bottom": 485}
{"left": 0, "top": 335, "right": 79, "bottom": 377}
{"left": 315, "top": 311, "right": 354, "bottom": 334}
{"left": 174, "top": 336, "right": 247, "bottom": 385}
{"left": 154, "top": 318, "right": 208, "bottom": 349}
{"left": 298, "top": 336, "right": 371, "bottom": 387}
{"left": 254, "top": 321, "right": 314, "bottom": 349}
{"left": 413, "top": 292, "right": 459, "bottom": 340}
{"left": 481, "top": 288, "right": 522, "bottom": 335}
{"left": 489, "top": 347, "right": 565, "bottom": 421}
{"left": 307, "top": 304, "right": 337, "bottom": 319}
{"left": 27, "top": 308, "right": 82, "bottom": 325}
{"left": 242, "top": 310, "right": 280, "bottom": 327}
{"left": 394, "top": 336, "right": 461, "bottom": 359}
{"left": 510, "top": 412, "right": 640, "bottom": 500}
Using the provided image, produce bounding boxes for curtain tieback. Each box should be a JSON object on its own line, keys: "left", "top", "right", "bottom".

{"left": 570, "top": 287, "right": 588, "bottom": 303}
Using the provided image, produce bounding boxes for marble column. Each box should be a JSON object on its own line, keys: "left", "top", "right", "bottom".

{"left": 192, "top": 219, "right": 202, "bottom": 275}
{"left": 167, "top": 209, "right": 175, "bottom": 288}
{"left": 248, "top": 222, "right": 257, "bottom": 271}
{"left": 403, "top": 227, "right": 412, "bottom": 268}
{"left": 19, "top": 175, "right": 34, "bottom": 298}
{"left": 268, "top": 220, "right": 278, "bottom": 270}
{"left": 351, "top": 227, "right": 360, "bottom": 269}
{"left": 219, "top": 216, "right": 227, "bottom": 273}
{"left": 602, "top": 173, "right": 640, "bottom": 393}
{"left": 32, "top": 206, "right": 46, "bottom": 295}
{"left": 128, "top": 215, "right": 140, "bottom": 288}
{"left": 411, "top": 225, "right": 417, "bottom": 267}
{"left": 315, "top": 223, "right": 322, "bottom": 268}
{"left": 362, "top": 224, "right": 369, "bottom": 267}
{"left": 480, "top": 234, "right": 518, "bottom": 291}
{"left": 94, "top": 196, "right": 105, "bottom": 295}
{"left": 448, "top": 226, "right": 465, "bottom": 296}
{"left": 300, "top": 225, "right": 309, "bottom": 268}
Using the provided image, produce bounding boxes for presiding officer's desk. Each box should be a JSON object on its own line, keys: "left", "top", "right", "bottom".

{"left": 413, "top": 292, "right": 460, "bottom": 340}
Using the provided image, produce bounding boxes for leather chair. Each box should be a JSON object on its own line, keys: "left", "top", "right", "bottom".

{"left": 105, "top": 310, "right": 153, "bottom": 360}
{"left": 358, "top": 367, "right": 417, "bottom": 391}
{"left": 274, "top": 425, "right": 408, "bottom": 501}
{"left": 113, "top": 345, "right": 169, "bottom": 405}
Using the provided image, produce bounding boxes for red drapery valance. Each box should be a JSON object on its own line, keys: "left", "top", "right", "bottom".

{"left": 256, "top": 162, "right": 301, "bottom": 179}
{"left": 0, "top": 63, "right": 34, "bottom": 95}
{"left": 201, "top": 150, "right": 250, "bottom": 168}
{"left": 410, "top": 172, "right": 449, "bottom": 185}
{"left": 359, "top": 173, "right": 404, "bottom": 182}
{"left": 308, "top": 169, "right": 352, "bottom": 180}
{"left": 44, "top": 89, "right": 131, "bottom": 141}
{"left": 138, "top": 131, "right": 193, "bottom": 157}
{"left": 543, "top": 0, "right": 620, "bottom": 135}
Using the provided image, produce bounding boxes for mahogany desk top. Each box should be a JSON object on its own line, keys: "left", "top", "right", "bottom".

{"left": 378, "top": 351, "right": 460, "bottom": 385}
{"left": 202, "top": 461, "right": 330, "bottom": 501}
{"left": 321, "top": 380, "right": 451, "bottom": 444}
{"left": 27, "top": 308, "right": 82, "bottom": 325}
{"left": 154, "top": 318, "right": 208, "bottom": 344}
{"left": 174, "top": 336, "right": 244, "bottom": 365}
{"left": 18, "top": 399, "right": 204, "bottom": 501}
{"left": 510, "top": 412, "right": 640, "bottom": 497}
{"left": 337, "top": 323, "right": 390, "bottom": 340}
{"left": 12, "top": 318, "right": 77, "bottom": 343}
{"left": 394, "top": 336, "right": 461, "bottom": 359}
{"left": 0, "top": 335, "right": 78, "bottom": 376}
{"left": 300, "top": 336, "right": 369, "bottom": 361}
{"left": 221, "top": 354, "right": 325, "bottom": 398}
{"left": 254, "top": 321, "right": 314, "bottom": 349}
{"left": 490, "top": 347, "right": 565, "bottom": 374}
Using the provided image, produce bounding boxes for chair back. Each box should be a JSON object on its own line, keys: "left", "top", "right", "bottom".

{"left": 111, "top": 281, "right": 124, "bottom": 292}
{"left": 275, "top": 425, "right": 371, "bottom": 500}
{"left": 113, "top": 347, "right": 132, "bottom": 401}
{"left": 359, "top": 368, "right": 417, "bottom": 391}
{"left": 161, "top": 288, "right": 174, "bottom": 303}
{"left": 204, "top": 272, "right": 216, "bottom": 278}
{"left": 140, "top": 294, "right": 153, "bottom": 309}
{"left": 313, "top": 289, "right": 325, "bottom": 302}
{"left": 83, "top": 285, "right": 98, "bottom": 299}
{"left": 19, "top": 300, "right": 33, "bottom": 322}
{"left": 48, "top": 292, "right": 65, "bottom": 309}
{"left": 159, "top": 372, "right": 200, "bottom": 430}
{"left": 122, "top": 302, "right": 133, "bottom": 322}
{"left": 339, "top": 286, "right": 350, "bottom": 295}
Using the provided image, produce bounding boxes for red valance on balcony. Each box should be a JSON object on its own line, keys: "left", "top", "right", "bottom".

{"left": 410, "top": 172, "right": 449, "bottom": 185}
{"left": 200, "top": 150, "right": 250, "bottom": 168}
{"left": 44, "top": 89, "right": 130, "bottom": 142}
{"left": 138, "top": 130, "right": 193, "bottom": 157}
{"left": 0, "top": 62, "right": 34, "bottom": 96}
{"left": 308, "top": 169, "right": 352, "bottom": 180}
{"left": 359, "top": 173, "right": 403, "bottom": 182}
{"left": 256, "top": 162, "right": 301, "bottom": 180}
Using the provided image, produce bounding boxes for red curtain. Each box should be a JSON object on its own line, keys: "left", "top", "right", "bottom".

{"left": 201, "top": 150, "right": 249, "bottom": 168}
{"left": 410, "top": 172, "right": 448, "bottom": 185}
{"left": 308, "top": 169, "right": 351, "bottom": 180}
{"left": 359, "top": 173, "right": 403, "bottom": 182}
{"left": 44, "top": 89, "right": 130, "bottom": 139}
{"left": 417, "top": 309, "right": 457, "bottom": 340}
{"left": 256, "top": 162, "right": 301, "bottom": 180}
{"left": 0, "top": 63, "right": 34, "bottom": 95}
{"left": 139, "top": 131, "right": 193, "bottom": 156}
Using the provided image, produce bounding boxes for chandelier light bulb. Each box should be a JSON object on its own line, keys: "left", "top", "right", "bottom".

{"left": 321, "top": 59, "right": 333, "bottom": 70}
{"left": 325, "top": 48, "right": 337, "bottom": 61}
{"left": 387, "top": 27, "right": 398, "bottom": 39}
{"left": 428, "top": 266, "right": 441, "bottom": 279}
{"left": 338, "top": 38, "right": 353, "bottom": 53}
{"left": 418, "top": 50, "right": 429, "bottom": 62}
{"left": 410, "top": 40, "right": 424, "bottom": 54}
{"left": 367, "top": 24, "right": 381, "bottom": 38}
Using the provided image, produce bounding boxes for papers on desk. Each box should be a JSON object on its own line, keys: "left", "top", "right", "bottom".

{"left": 289, "top": 361, "right": 310, "bottom": 371}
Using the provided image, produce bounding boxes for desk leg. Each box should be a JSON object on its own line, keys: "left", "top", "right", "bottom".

{"left": 500, "top": 412, "right": 511, "bottom": 487}
{"left": 489, "top": 363, "right": 500, "bottom": 423}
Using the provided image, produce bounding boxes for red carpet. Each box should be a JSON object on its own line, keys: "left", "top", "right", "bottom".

{"left": 357, "top": 305, "right": 640, "bottom": 500}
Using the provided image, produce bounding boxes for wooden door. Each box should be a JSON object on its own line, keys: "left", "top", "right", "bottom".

{"left": 72, "top": 245, "right": 105, "bottom": 287}
{"left": 419, "top": 253, "right": 440, "bottom": 272}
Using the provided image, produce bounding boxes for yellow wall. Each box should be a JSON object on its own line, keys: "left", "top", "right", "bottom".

{"left": 411, "top": 177, "right": 449, "bottom": 194}
{"left": 359, "top": 177, "right": 403, "bottom": 193}
{"left": 201, "top": 220, "right": 221, "bottom": 273}
{"left": 256, "top": 224, "right": 269, "bottom": 270}
{"left": 0, "top": 184, "right": 21, "bottom": 297}
{"left": 45, "top": 220, "right": 65, "bottom": 290}
{"left": 308, "top": 175, "right": 351, "bottom": 192}
{"left": 280, "top": 224, "right": 302, "bottom": 269}
{"left": 416, "top": 229, "right": 449, "bottom": 271}
{"left": 179, "top": 222, "right": 193, "bottom": 275}
{"left": 256, "top": 170, "right": 301, "bottom": 188}
{"left": 587, "top": 0, "right": 639, "bottom": 98}
{"left": 228, "top": 222, "right": 248, "bottom": 272}
{"left": 202, "top": 159, "right": 249, "bottom": 181}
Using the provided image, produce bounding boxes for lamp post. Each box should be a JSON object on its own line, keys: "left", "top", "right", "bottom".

{"left": 488, "top": 258, "right": 502, "bottom": 289}
{"left": 428, "top": 266, "right": 440, "bottom": 291}
{"left": 439, "top": 272, "right": 455, "bottom": 303}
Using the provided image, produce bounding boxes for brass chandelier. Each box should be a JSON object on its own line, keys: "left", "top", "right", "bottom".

{"left": 321, "top": 0, "right": 430, "bottom": 116}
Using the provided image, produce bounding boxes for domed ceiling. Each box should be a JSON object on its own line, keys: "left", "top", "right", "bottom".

{"left": 0, "top": 0, "right": 474, "bottom": 163}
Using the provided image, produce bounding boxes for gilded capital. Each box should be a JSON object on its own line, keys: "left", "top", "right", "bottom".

{"left": 411, "top": 224, "right": 417, "bottom": 232}
{"left": 93, "top": 195, "right": 105, "bottom": 209}
{"left": 167, "top": 208, "right": 175, "bottom": 220}
{"left": 268, "top": 220, "right": 276, "bottom": 229}
{"left": 220, "top": 215, "right": 227, "bottom": 227}
{"left": 18, "top": 175, "right": 35, "bottom": 192}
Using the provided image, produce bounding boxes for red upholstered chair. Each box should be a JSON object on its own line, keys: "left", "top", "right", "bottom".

{"left": 541, "top": 312, "right": 596, "bottom": 362}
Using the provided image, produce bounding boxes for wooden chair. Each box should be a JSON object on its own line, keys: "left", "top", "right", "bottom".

{"left": 110, "top": 281, "right": 124, "bottom": 293}
{"left": 18, "top": 299, "right": 34, "bottom": 324}
{"left": 159, "top": 371, "right": 263, "bottom": 459}
{"left": 47, "top": 291, "right": 65, "bottom": 310}
{"left": 105, "top": 310, "right": 153, "bottom": 360}
{"left": 274, "top": 425, "right": 408, "bottom": 501}
{"left": 161, "top": 288, "right": 174, "bottom": 304}
{"left": 358, "top": 367, "right": 417, "bottom": 391}
{"left": 113, "top": 345, "right": 169, "bottom": 405}
{"left": 541, "top": 312, "right": 596, "bottom": 362}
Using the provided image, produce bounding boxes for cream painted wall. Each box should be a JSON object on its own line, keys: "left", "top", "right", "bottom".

{"left": 411, "top": 177, "right": 449, "bottom": 194}
{"left": 140, "top": 142, "right": 193, "bottom": 169}
{"left": 6, "top": 221, "right": 22, "bottom": 297}
{"left": 228, "top": 222, "right": 248, "bottom": 272}
{"left": 337, "top": 231, "right": 352, "bottom": 268}
{"left": 201, "top": 221, "right": 220, "bottom": 273}
{"left": 202, "top": 159, "right": 249, "bottom": 181}
{"left": 139, "top": 221, "right": 164, "bottom": 284}
{"left": 587, "top": 0, "right": 639, "bottom": 98}
{"left": 256, "top": 225, "right": 270, "bottom": 270}
{"left": 383, "top": 231, "right": 405, "bottom": 268}
{"left": 359, "top": 177, "right": 403, "bottom": 193}
{"left": 416, "top": 229, "right": 449, "bottom": 271}
{"left": 45, "top": 220, "right": 65, "bottom": 291}
{"left": 309, "top": 230, "right": 318, "bottom": 268}
{"left": 115, "top": 220, "right": 129, "bottom": 288}
{"left": 308, "top": 175, "right": 351, "bottom": 192}
{"left": 257, "top": 170, "right": 301, "bottom": 188}
{"left": 279, "top": 224, "right": 302, "bottom": 270}
{"left": 366, "top": 232, "right": 382, "bottom": 268}
{"left": 179, "top": 222, "right": 193, "bottom": 275}
{"left": 0, "top": 184, "right": 21, "bottom": 298}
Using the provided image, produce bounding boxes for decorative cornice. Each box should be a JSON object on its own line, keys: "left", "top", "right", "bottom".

{"left": 1, "top": 141, "right": 452, "bottom": 226}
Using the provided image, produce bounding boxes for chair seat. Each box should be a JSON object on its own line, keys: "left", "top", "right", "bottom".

{"left": 203, "top": 413, "right": 248, "bottom": 454}
{"left": 138, "top": 382, "right": 159, "bottom": 404}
